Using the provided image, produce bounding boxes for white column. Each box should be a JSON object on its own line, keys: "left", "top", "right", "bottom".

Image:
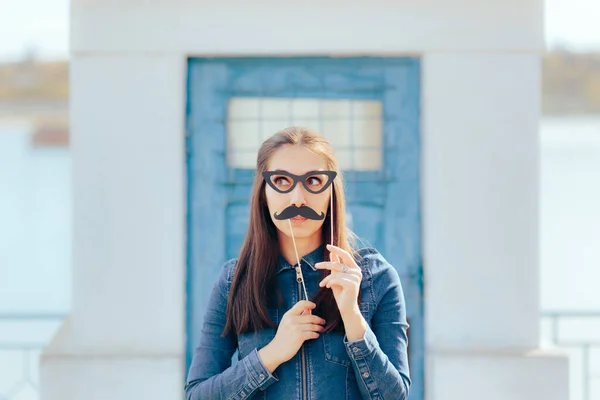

{"left": 422, "top": 53, "right": 569, "bottom": 400}
{"left": 40, "top": 54, "right": 187, "bottom": 400}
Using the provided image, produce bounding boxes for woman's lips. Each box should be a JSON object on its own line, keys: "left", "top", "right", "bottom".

{"left": 291, "top": 216, "right": 307, "bottom": 222}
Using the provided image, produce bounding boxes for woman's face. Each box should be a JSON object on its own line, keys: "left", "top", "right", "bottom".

{"left": 264, "top": 144, "right": 332, "bottom": 242}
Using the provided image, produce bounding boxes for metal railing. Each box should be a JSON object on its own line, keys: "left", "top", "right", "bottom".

{"left": 0, "top": 313, "right": 66, "bottom": 400}
{"left": 541, "top": 311, "right": 600, "bottom": 400}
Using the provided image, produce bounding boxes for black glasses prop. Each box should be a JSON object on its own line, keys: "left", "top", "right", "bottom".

{"left": 262, "top": 170, "right": 337, "bottom": 195}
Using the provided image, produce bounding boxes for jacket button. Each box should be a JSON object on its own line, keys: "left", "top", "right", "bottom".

{"left": 352, "top": 347, "right": 359, "bottom": 353}
{"left": 259, "top": 373, "right": 265, "bottom": 381}
{"left": 362, "top": 372, "right": 370, "bottom": 378}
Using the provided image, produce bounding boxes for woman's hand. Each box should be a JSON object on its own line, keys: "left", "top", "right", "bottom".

{"left": 316, "top": 244, "right": 363, "bottom": 318}
{"left": 316, "top": 244, "right": 368, "bottom": 341}
{"left": 258, "top": 300, "right": 325, "bottom": 372}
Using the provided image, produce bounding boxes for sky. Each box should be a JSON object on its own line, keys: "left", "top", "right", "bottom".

{"left": 0, "top": 0, "right": 599, "bottom": 61}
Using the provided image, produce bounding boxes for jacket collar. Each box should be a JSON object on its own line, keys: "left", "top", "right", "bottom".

{"left": 276, "top": 244, "right": 325, "bottom": 274}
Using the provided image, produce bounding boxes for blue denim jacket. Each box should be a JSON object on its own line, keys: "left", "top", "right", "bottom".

{"left": 185, "top": 246, "right": 411, "bottom": 400}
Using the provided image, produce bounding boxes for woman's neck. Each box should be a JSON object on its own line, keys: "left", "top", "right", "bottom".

{"left": 279, "top": 231, "right": 322, "bottom": 266}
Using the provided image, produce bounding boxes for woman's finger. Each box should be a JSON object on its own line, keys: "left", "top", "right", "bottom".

{"left": 325, "top": 276, "right": 358, "bottom": 289}
{"left": 315, "top": 261, "right": 361, "bottom": 276}
{"left": 288, "top": 300, "right": 316, "bottom": 316}
{"left": 319, "top": 274, "right": 359, "bottom": 288}
{"left": 319, "top": 272, "right": 360, "bottom": 286}
{"left": 326, "top": 244, "right": 358, "bottom": 269}
{"left": 302, "top": 331, "right": 320, "bottom": 340}
{"left": 298, "top": 323, "right": 326, "bottom": 332}
{"left": 296, "top": 314, "right": 327, "bottom": 325}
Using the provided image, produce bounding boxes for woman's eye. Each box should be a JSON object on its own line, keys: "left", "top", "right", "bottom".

{"left": 307, "top": 176, "right": 323, "bottom": 186}
{"left": 274, "top": 177, "right": 291, "bottom": 186}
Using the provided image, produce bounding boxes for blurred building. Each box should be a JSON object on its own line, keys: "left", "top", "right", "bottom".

{"left": 0, "top": 60, "right": 68, "bottom": 146}
{"left": 40, "top": 1, "right": 569, "bottom": 399}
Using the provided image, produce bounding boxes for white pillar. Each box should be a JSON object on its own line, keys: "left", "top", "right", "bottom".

{"left": 422, "top": 53, "right": 569, "bottom": 400}
{"left": 40, "top": 54, "right": 187, "bottom": 400}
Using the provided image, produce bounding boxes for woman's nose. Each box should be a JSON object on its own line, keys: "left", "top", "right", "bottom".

{"left": 289, "top": 184, "right": 306, "bottom": 207}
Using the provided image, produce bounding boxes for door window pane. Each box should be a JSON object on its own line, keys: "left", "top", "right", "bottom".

{"left": 227, "top": 98, "right": 382, "bottom": 170}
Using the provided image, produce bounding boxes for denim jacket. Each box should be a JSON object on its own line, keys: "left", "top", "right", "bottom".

{"left": 185, "top": 246, "right": 411, "bottom": 400}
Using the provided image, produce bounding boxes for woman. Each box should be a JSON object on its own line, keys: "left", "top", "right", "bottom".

{"left": 186, "top": 127, "right": 411, "bottom": 400}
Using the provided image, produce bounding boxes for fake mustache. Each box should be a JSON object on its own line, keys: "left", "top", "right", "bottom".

{"left": 274, "top": 205, "right": 325, "bottom": 220}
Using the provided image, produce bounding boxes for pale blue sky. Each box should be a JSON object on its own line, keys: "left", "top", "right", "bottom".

{"left": 0, "top": 0, "right": 599, "bottom": 61}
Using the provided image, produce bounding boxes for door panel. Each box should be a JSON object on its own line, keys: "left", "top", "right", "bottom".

{"left": 186, "top": 57, "right": 423, "bottom": 399}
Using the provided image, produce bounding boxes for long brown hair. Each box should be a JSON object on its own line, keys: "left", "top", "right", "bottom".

{"left": 223, "top": 126, "right": 358, "bottom": 336}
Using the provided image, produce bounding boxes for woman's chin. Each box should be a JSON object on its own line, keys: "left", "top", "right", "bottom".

{"left": 289, "top": 226, "right": 322, "bottom": 239}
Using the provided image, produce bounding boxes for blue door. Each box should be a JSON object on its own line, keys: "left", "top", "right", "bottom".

{"left": 186, "top": 57, "right": 423, "bottom": 399}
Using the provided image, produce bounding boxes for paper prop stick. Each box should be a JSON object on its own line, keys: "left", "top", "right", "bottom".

{"left": 288, "top": 219, "right": 310, "bottom": 301}
{"left": 330, "top": 184, "right": 340, "bottom": 264}
{"left": 330, "top": 183, "right": 334, "bottom": 248}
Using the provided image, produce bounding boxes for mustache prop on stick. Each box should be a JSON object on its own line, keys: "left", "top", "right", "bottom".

{"left": 262, "top": 170, "right": 338, "bottom": 302}
{"left": 274, "top": 205, "right": 325, "bottom": 220}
